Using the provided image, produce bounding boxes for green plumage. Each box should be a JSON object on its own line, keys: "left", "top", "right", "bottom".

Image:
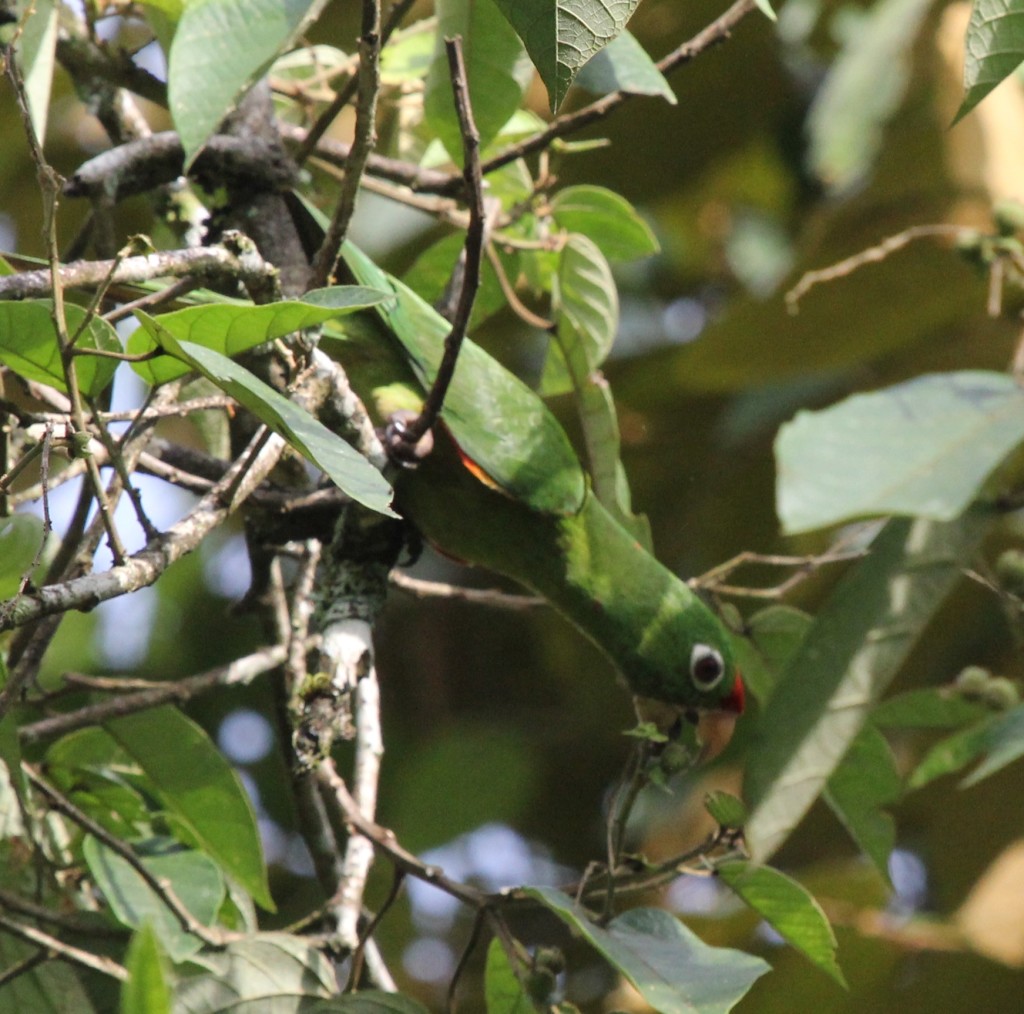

{"left": 329, "top": 242, "right": 743, "bottom": 714}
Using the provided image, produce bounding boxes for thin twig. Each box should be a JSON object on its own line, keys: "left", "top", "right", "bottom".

{"left": 398, "top": 36, "right": 486, "bottom": 448}
{"left": 690, "top": 546, "right": 867, "bottom": 599}
{"left": 785, "top": 224, "right": 969, "bottom": 311}
{"left": 20, "top": 640, "right": 315, "bottom": 743}
{"left": 0, "top": 913, "right": 128, "bottom": 982}
{"left": 295, "top": 0, "right": 416, "bottom": 165}
{"left": 310, "top": 0, "right": 383, "bottom": 287}
{"left": 388, "top": 570, "right": 544, "bottom": 610}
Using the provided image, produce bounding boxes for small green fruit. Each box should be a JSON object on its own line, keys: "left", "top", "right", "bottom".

{"left": 993, "top": 199, "right": 1024, "bottom": 236}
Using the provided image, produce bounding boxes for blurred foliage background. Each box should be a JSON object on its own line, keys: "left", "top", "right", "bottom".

{"left": 4, "top": 0, "right": 1024, "bottom": 1008}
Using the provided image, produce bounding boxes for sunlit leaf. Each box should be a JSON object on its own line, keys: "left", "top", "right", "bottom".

{"left": 0, "top": 300, "right": 121, "bottom": 396}
{"left": 717, "top": 861, "right": 845, "bottom": 986}
{"left": 424, "top": 0, "right": 532, "bottom": 158}
{"left": 550, "top": 185, "right": 659, "bottom": 262}
{"left": 491, "top": 0, "right": 641, "bottom": 110}
{"left": 84, "top": 836, "right": 224, "bottom": 961}
{"left": 776, "top": 371, "right": 1024, "bottom": 534}
{"left": 745, "top": 512, "right": 992, "bottom": 862}
{"left": 136, "top": 313, "right": 396, "bottom": 517}
{"left": 169, "top": 0, "right": 330, "bottom": 165}
{"left": 825, "top": 724, "right": 901, "bottom": 879}
{"left": 122, "top": 922, "right": 172, "bottom": 1014}
{"left": 526, "top": 886, "right": 769, "bottom": 1012}
{"left": 956, "top": 0, "right": 1024, "bottom": 123}
{"left": 127, "top": 286, "right": 388, "bottom": 385}
{"left": 575, "top": 29, "right": 676, "bottom": 103}
{"left": 105, "top": 707, "right": 274, "bottom": 911}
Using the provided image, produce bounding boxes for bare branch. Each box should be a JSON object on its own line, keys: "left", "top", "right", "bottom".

{"left": 0, "top": 914, "right": 128, "bottom": 982}
{"left": 395, "top": 35, "right": 486, "bottom": 449}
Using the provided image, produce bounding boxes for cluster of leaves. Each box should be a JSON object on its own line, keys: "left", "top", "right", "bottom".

{"left": 1, "top": 0, "right": 1024, "bottom": 1011}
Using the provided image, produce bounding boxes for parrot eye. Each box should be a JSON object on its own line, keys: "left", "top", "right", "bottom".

{"left": 690, "top": 644, "right": 725, "bottom": 690}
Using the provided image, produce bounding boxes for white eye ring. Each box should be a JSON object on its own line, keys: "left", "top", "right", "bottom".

{"left": 690, "top": 644, "right": 725, "bottom": 690}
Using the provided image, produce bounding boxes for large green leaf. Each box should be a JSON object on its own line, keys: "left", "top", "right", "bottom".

{"left": 491, "top": 0, "right": 641, "bottom": 110}
{"left": 105, "top": 707, "right": 273, "bottom": 911}
{"left": 340, "top": 241, "right": 586, "bottom": 516}
{"left": 575, "top": 29, "right": 676, "bottom": 104}
{"left": 127, "top": 287, "right": 388, "bottom": 385}
{"left": 907, "top": 716, "right": 1002, "bottom": 789}
{"left": 136, "top": 313, "right": 396, "bottom": 517}
{"left": 824, "top": 725, "right": 901, "bottom": 880}
{"left": 174, "top": 934, "right": 337, "bottom": 1011}
{"left": 716, "top": 861, "right": 845, "bottom": 986}
{"left": 526, "top": 887, "right": 769, "bottom": 1013}
{"left": 872, "top": 686, "right": 991, "bottom": 729}
{"left": 169, "top": 0, "right": 330, "bottom": 165}
{"left": 84, "top": 836, "right": 225, "bottom": 961}
{"left": 956, "top": 0, "right": 1024, "bottom": 123}
{"left": 806, "top": 0, "right": 933, "bottom": 192}
{"left": 424, "top": 0, "right": 532, "bottom": 158}
{"left": 122, "top": 923, "right": 172, "bottom": 1014}
{"left": 776, "top": 371, "right": 1024, "bottom": 534}
{"left": 550, "top": 185, "right": 659, "bottom": 262}
{"left": 0, "top": 931, "right": 96, "bottom": 1011}
{"left": 744, "top": 512, "right": 992, "bottom": 863}
{"left": 0, "top": 300, "right": 121, "bottom": 396}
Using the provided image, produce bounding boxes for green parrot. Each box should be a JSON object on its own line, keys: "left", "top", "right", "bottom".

{"left": 329, "top": 242, "right": 746, "bottom": 724}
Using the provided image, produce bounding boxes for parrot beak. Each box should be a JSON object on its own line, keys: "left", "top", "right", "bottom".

{"left": 695, "top": 672, "right": 745, "bottom": 763}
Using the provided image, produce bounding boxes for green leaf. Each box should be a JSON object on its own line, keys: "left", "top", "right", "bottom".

{"left": 824, "top": 725, "right": 901, "bottom": 879}
{"left": 716, "top": 861, "right": 845, "bottom": 986}
{"left": 0, "top": 300, "right": 121, "bottom": 396}
{"left": 169, "top": 0, "right": 330, "bottom": 165}
{"left": 105, "top": 707, "right": 274, "bottom": 911}
{"left": 122, "top": 923, "right": 172, "bottom": 1014}
{"left": 380, "top": 19, "right": 434, "bottom": 84}
{"left": 776, "top": 371, "right": 1024, "bottom": 534}
{"left": 84, "top": 836, "right": 225, "bottom": 961}
{"left": 544, "top": 235, "right": 648, "bottom": 542}
{"left": 485, "top": 938, "right": 534, "bottom": 1014}
{"left": 956, "top": 0, "right": 1024, "bottom": 123}
{"left": 550, "top": 185, "right": 659, "bottom": 262}
{"left": 526, "top": 887, "right": 769, "bottom": 1013}
{"left": 15, "top": 0, "right": 58, "bottom": 144}
{"left": 806, "top": 0, "right": 933, "bottom": 193}
{"left": 753, "top": 0, "right": 777, "bottom": 21}
{"left": 0, "top": 514, "right": 45, "bottom": 599}
{"left": 424, "top": 0, "right": 532, "bottom": 158}
{"left": 491, "top": 0, "right": 641, "bottom": 110}
{"left": 340, "top": 241, "right": 586, "bottom": 516}
{"left": 308, "top": 993, "right": 431, "bottom": 1013}
{"left": 704, "top": 790, "right": 748, "bottom": 829}
{"left": 135, "top": 314, "right": 396, "bottom": 517}
{"left": 174, "top": 934, "right": 337, "bottom": 1010}
{"left": 907, "top": 717, "right": 1001, "bottom": 789}
{"left": 728, "top": 605, "right": 812, "bottom": 705}
{"left": 960, "top": 702, "right": 1024, "bottom": 785}
{"left": 872, "top": 687, "right": 990, "bottom": 729}
{"left": 0, "top": 931, "right": 96, "bottom": 1011}
{"left": 127, "top": 287, "right": 388, "bottom": 385}
{"left": 744, "top": 512, "right": 992, "bottom": 863}
{"left": 575, "top": 29, "right": 676, "bottom": 103}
